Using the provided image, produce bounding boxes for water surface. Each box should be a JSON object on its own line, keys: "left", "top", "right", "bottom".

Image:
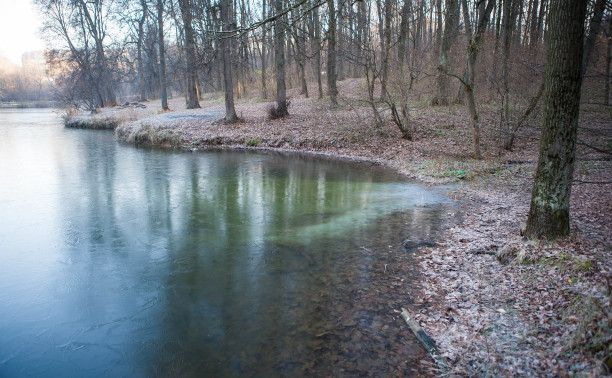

{"left": 0, "top": 109, "right": 452, "bottom": 376}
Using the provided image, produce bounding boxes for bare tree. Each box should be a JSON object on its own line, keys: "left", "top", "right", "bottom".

{"left": 157, "top": 0, "right": 169, "bottom": 110}
{"left": 220, "top": 0, "right": 238, "bottom": 121}
{"left": 273, "top": 0, "right": 289, "bottom": 115}
{"left": 432, "top": 0, "right": 459, "bottom": 105}
{"left": 459, "top": 0, "right": 495, "bottom": 159}
{"left": 137, "top": 0, "right": 148, "bottom": 101}
{"left": 327, "top": 0, "right": 338, "bottom": 106}
{"left": 261, "top": 0, "right": 268, "bottom": 99}
{"left": 379, "top": 0, "right": 392, "bottom": 101}
{"left": 524, "top": 0, "right": 588, "bottom": 239}
{"left": 582, "top": 0, "right": 608, "bottom": 74}
{"left": 178, "top": 0, "right": 201, "bottom": 108}
{"left": 75, "top": 0, "right": 117, "bottom": 107}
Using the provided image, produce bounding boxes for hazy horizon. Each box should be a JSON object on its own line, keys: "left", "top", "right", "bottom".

{"left": 0, "top": 0, "right": 45, "bottom": 67}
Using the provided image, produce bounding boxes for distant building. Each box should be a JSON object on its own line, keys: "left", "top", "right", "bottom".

{"left": 22, "top": 51, "right": 46, "bottom": 69}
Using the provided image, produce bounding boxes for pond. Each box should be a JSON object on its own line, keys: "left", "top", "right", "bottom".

{"left": 0, "top": 109, "right": 453, "bottom": 376}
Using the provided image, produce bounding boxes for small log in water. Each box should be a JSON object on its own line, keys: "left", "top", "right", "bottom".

{"left": 400, "top": 308, "right": 439, "bottom": 355}
{"left": 401, "top": 308, "right": 448, "bottom": 371}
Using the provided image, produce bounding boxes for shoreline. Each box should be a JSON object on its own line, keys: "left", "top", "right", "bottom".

{"left": 63, "top": 90, "right": 611, "bottom": 375}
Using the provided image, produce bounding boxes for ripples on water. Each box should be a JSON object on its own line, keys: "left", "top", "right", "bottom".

{"left": 0, "top": 109, "right": 453, "bottom": 376}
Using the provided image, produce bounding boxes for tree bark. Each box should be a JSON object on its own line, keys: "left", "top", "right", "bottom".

{"left": 606, "top": 21, "right": 611, "bottom": 105}
{"left": 380, "top": 0, "right": 392, "bottom": 100}
{"left": 397, "top": 0, "right": 411, "bottom": 68}
{"left": 157, "top": 0, "right": 169, "bottom": 111}
{"left": 220, "top": 0, "right": 238, "bottom": 121}
{"left": 337, "top": 2, "right": 344, "bottom": 81}
{"left": 432, "top": 0, "right": 459, "bottom": 106}
{"left": 528, "top": 0, "right": 539, "bottom": 49}
{"left": 535, "top": 0, "right": 547, "bottom": 45}
{"left": 178, "top": 0, "right": 201, "bottom": 108}
{"left": 137, "top": 0, "right": 147, "bottom": 102}
{"left": 273, "top": 0, "right": 289, "bottom": 115}
{"left": 327, "top": 0, "right": 338, "bottom": 106}
{"left": 313, "top": 4, "right": 323, "bottom": 99}
{"left": 436, "top": 0, "right": 442, "bottom": 50}
{"left": 525, "top": 0, "right": 588, "bottom": 239}
{"left": 582, "top": 0, "right": 608, "bottom": 75}
{"left": 261, "top": 0, "right": 267, "bottom": 99}
{"left": 462, "top": 0, "right": 495, "bottom": 159}
{"left": 502, "top": 0, "right": 514, "bottom": 149}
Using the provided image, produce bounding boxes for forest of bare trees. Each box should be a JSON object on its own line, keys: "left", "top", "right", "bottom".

{"left": 35, "top": 0, "right": 611, "bottom": 114}
{"left": 35, "top": 0, "right": 610, "bottom": 238}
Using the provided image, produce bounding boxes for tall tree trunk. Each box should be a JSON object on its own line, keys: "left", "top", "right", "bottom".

{"left": 261, "top": 0, "right": 267, "bottom": 99}
{"left": 502, "top": 0, "right": 515, "bottom": 149}
{"left": 463, "top": 0, "right": 495, "bottom": 159}
{"left": 293, "top": 14, "right": 308, "bottom": 97}
{"left": 274, "top": 0, "right": 289, "bottom": 115}
{"left": 524, "top": 0, "right": 588, "bottom": 239}
{"left": 327, "top": 0, "right": 338, "bottom": 106}
{"left": 582, "top": 0, "right": 608, "bottom": 75}
{"left": 429, "top": 2, "right": 434, "bottom": 45}
{"left": 432, "top": 0, "right": 459, "bottom": 106}
{"left": 220, "top": 0, "right": 238, "bottom": 121}
{"left": 357, "top": 0, "right": 368, "bottom": 77}
{"left": 535, "top": 0, "right": 547, "bottom": 45}
{"left": 397, "top": 0, "right": 412, "bottom": 69}
{"left": 528, "top": 0, "right": 539, "bottom": 49}
{"left": 157, "top": 0, "right": 169, "bottom": 111}
{"left": 514, "top": 0, "right": 523, "bottom": 46}
{"left": 337, "top": 2, "right": 344, "bottom": 81}
{"left": 606, "top": 22, "right": 611, "bottom": 105}
{"left": 436, "top": 0, "right": 442, "bottom": 50}
{"left": 415, "top": 0, "right": 423, "bottom": 51}
{"left": 178, "top": 0, "right": 201, "bottom": 108}
{"left": 313, "top": 4, "right": 323, "bottom": 99}
{"left": 495, "top": 0, "right": 503, "bottom": 43}
{"left": 398, "top": 0, "right": 412, "bottom": 68}
{"left": 137, "top": 0, "right": 147, "bottom": 101}
{"left": 380, "top": 0, "right": 392, "bottom": 100}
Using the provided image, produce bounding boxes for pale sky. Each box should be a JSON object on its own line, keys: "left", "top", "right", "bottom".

{"left": 0, "top": 0, "right": 45, "bottom": 66}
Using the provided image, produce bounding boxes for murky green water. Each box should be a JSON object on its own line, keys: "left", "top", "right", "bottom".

{"left": 0, "top": 109, "right": 453, "bottom": 376}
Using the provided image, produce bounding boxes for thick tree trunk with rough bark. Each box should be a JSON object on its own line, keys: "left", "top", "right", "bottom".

{"left": 157, "top": 0, "right": 169, "bottom": 111}
{"left": 178, "top": 0, "right": 200, "bottom": 109}
{"left": 220, "top": 0, "right": 238, "bottom": 121}
{"left": 525, "top": 0, "right": 588, "bottom": 239}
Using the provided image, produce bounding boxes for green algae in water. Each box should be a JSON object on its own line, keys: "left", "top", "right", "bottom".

{"left": 0, "top": 112, "right": 453, "bottom": 377}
